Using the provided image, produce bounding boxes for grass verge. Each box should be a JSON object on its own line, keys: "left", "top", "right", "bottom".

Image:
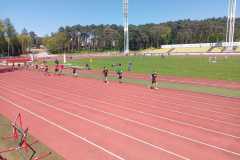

{"left": 58, "top": 71, "right": 240, "bottom": 98}
{"left": 64, "top": 55, "right": 240, "bottom": 82}
{"left": 0, "top": 114, "right": 64, "bottom": 160}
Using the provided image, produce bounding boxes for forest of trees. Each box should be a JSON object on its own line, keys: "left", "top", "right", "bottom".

{"left": 0, "top": 17, "right": 240, "bottom": 55}
{"left": 0, "top": 18, "right": 41, "bottom": 57}
{"left": 42, "top": 17, "right": 240, "bottom": 53}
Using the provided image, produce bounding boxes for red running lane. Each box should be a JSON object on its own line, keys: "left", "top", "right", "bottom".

{"left": 2, "top": 72, "right": 240, "bottom": 133}
{"left": 1, "top": 75, "right": 240, "bottom": 136}
{"left": 0, "top": 97, "right": 122, "bottom": 160}
{"left": 0, "top": 71, "right": 240, "bottom": 160}
{"left": 0, "top": 86, "right": 187, "bottom": 160}
{"left": 0, "top": 84, "right": 240, "bottom": 160}
{"left": 1, "top": 82, "right": 240, "bottom": 154}
{"left": 7, "top": 71, "right": 240, "bottom": 117}
{"left": 80, "top": 69, "right": 240, "bottom": 90}
{"left": 4, "top": 71, "right": 240, "bottom": 109}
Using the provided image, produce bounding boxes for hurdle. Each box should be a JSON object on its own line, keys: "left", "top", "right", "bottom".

{"left": 0, "top": 113, "right": 52, "bottom": 160}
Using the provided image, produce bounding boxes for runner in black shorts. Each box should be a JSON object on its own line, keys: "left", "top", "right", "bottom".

{"left": 151, "top": 72, "right": 158, "bottom": 89}
{"left": 72, "top": 68, "right": 77, "bottom": 77}
{"left": 116, "top": 64, "right": 123, "bottom": 83}
{"left": 118, "top": 72, "right": 123, "bottom": 82}
{"left": 35, "top": 64, "right": 39, "bottom": 70}
{"left": 102, "top": 66, "right": 109, "bottom": 83}
{"left": 44, "top": 64, "right": 49, "bottom": 76}
{"left": 54, "top": 65, "right": 59, "bottom": 74}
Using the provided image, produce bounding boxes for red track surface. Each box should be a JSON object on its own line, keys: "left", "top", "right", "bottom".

{"left": 0, "top": 70, "right": 240, "bottom": 160}
{"left": 0, "top": 57, "right": 31, "bottom": 63}
{"left": 80, "top": 70, "right": 240, "bottom": 90}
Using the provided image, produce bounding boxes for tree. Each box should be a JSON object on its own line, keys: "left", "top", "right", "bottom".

{"left": 18, "top": 29, "right": 31, "bottom": 54}
{"left": 43, "top": 32, "right": 68, "bottom": 54}
{"left": 0, "top": 20, "right": 7, "bottom": 55}
{"left": 42, "top": 17, "right": 240, "bottom": 53}
{"left": 4, "top": 18, "right": 21, "bottom": 56}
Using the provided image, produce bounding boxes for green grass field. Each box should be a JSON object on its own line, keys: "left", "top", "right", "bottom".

{"left": 66, "top": 55, "right": 240, "bottom": 81}
{"left": 0, "top": 114, "right": 64, "bottom": 160}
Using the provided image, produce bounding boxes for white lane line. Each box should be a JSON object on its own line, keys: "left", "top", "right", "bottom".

{"left": 158, "top": 87, "right": 240, "bottom": 103}
{"left": 1, "top": 84, "right": 240, "bottom": 158}
{"left": 6, "top": 71, "right": 240, "bottom": 107}
{"left": 125, "top": 93, "right": 240, "bottom": 118}
{"left": 0, "top": 87, "right": 190, "bottom": 160}
{"left": 0, "top": 80, "right": 239, "bottom": 139}
{"left": 42, "top": 82, "right": 240, "bottom": 127}
{"left": 73, "top": 81, "right": 240, "bottom": 118}
{"left": 5, "top": 73, "right": 240, "bottom": 117}
{"left": 57, "top": 73, "right": 240, "bottom": 109}
{"left": 4, "top": 76, "right": 240, "bottom": 126}
{"left": 0, "top": 95, "right": 125, "bottom": 160}
{"left": 13, "top": 74, "right": 240, "bottom": 119}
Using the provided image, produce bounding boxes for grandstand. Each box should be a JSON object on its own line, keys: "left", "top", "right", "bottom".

{"left": 142, "top": 48, "right": 171, "bottom": 53}
{"left": 171, "top": 47, "right": 210, "bottom": 53}
{"left": 208, "top": 47, "right": 225, "bottom": 53}
{"left": 235, "top": 47, "right": 240, "bottom": 52}
{"left": 141, "top": 43, "right": 240, "bottom": 56}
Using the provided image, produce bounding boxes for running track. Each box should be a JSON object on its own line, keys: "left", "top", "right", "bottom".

{"left": 0, "top": 70, "right": 240, "bottom": 160}
{"left": 79, "top": 70, "right": 240, "bottom": 90}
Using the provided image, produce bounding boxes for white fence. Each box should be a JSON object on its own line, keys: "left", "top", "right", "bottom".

{"left": 162, "top": 42, "right": 240, "bottom": 48}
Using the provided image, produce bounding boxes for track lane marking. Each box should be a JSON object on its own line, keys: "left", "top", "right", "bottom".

{"left": 0, "top": 87, "right": 190, "bottom": 160}
{"left": 1, "top": 84, "right": 240, "bottom": 158}
{"left": 0, "top": 95, "right": 126, "bottom": 160}
{"left": 4, "top": 74, "right": 240, "bottom": 119}
{"left": 0, "top": 80, "right": 239, "bottom": 139}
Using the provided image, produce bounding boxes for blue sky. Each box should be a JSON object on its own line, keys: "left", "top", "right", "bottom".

{"left": 1, "top": 0, "right": 239, "bottom": 36}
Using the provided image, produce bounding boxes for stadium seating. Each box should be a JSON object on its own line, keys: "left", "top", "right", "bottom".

{"left": 235, "top": 47, "right": 240, "bottom": 52}
{"left": 209, "top": 47, "right": 224, "bottom": 53}
{"left": 142, "top": 48, "right": 171, "bottom": 53}
{"left": 151, "top": 48, "right": 171, "bottom": 53}
{"left": 171, "top": 47, "right": 210, "bottom": 53}
{"left": 142, "top": 46, "right": 240, "bottom": 54}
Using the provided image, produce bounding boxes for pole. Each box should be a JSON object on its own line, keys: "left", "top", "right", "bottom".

{"left": 123, "top": 0, "right": 129, "bottom": 55}
{"left": 226, "top": 0, "right": 230, "bottom": 43}
{"left": 226, "top": 0, "right": 237, "bottom": 50}
{"left": 8, "top": 40, "right": 10, "bottom": 57}
{"left": 63, "top": 53, "right": 66, "bottom": 63}
{"left": 231, "top": 0, "right": 237, "bottom": 47}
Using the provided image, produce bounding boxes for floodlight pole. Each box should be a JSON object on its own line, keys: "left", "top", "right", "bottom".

{"left": 226, "top": 0, "right": 237, "bottom": 50}
{"left": 123, "top": 0, "right": 129, "bottom": 55}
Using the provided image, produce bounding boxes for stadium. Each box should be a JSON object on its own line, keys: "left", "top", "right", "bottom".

{"left": 0, "top": 0, "right": 240, "bottom": 160}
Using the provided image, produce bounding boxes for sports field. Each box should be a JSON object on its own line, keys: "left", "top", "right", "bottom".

{"left": 66, "top": 55, "right": 240, "bottom": 81}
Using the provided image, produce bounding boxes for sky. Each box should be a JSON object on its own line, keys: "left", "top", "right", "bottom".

{"left": 1, "top": 0, "right": 239, "bottom": 36}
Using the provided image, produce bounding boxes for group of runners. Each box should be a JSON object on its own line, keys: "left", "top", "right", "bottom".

{"left": 102, "top": 63, "right": 123, "bottom": 84}
{"left": 29, "top": 60, "right": 159, "bottom": 90}
{"left": 102, "top": 63, "right": 159, "bottom": 89}
{"left": 33, "top": 60, "right": 64, "bottom": 76}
